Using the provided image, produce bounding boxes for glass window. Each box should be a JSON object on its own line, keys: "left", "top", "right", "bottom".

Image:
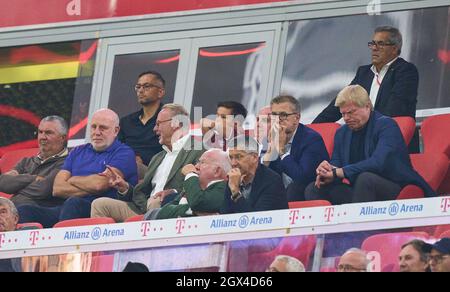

{"left": 0, "top": 40, "right": 97, "bottom": 153}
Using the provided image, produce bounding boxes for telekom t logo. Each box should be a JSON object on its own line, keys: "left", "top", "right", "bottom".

{"left": 441, "top": 198, "right": 450, "bottom": 213}
{"left": 0, "top": 233, "right": 5, "bottom": 249}
{"left": 289, "top": 210, "right": 300, "bottom": 225}
{"left": 324, "top": 207, "right": 335, "bottom": 222}
{"left": 175, "top": 219, "right": 186, "bottom": 234}
{"left": 140, "top": 222, "right": 151, "bottom": 237}
{"left": 29, "top": 231, "right": 40, "bottom": 246}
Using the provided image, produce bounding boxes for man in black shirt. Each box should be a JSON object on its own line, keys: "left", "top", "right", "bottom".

{"left": 118, "top": 71, "right": 165, "bottom": 177}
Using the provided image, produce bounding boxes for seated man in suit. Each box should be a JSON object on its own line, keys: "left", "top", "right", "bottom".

{"left": 221, "top": 135, "right": 287, "bottom": 214}
{"left": 313, "top": 26, "right": 419, "bottom": 151}
{"left": 0, "top": 116, "right": 68, "bottom": 207}
{"left": 18, "top": 109, "right": 138, "bottom": 228}
{"left": 144, "top": 149, "right": 230, "bottom": 220}
{"left": 262, "top": 96, "right": 329, "bottom": 201}
{"left": 305, "top": 85, "right": 434, "bottom": 205}
{"left": 91, "top": 104, "right": 204, "bottom": 222}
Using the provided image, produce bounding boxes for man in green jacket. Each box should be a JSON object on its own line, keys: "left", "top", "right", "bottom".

{"left": 91, "top": 104, "right": 204, "bottom": 222}
{"left": 145, "top": 149, "right": 231, "bottom": 220}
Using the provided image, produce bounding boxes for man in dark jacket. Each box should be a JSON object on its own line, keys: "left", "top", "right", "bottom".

{"left": 305, "top": 85, "right": 434, "bottom": 204}
{"left": 0, "top": 116, "right": 68, "bottom": 207}
{"left": 221, "top": 135, "right": 287, "bottom": 214}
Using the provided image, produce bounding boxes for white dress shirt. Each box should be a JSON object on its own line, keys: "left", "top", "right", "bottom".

{"left": 150, "top": 134, "right": 191, "bottom": 197}
{"left": 369, "top": 57, "right": 398, "bottom": 106}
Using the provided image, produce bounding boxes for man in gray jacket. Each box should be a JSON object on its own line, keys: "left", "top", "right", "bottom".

{"left": 0, "top": 116, "right": 68, "bottom": 207}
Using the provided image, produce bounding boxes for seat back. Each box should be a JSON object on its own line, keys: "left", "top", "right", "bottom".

{"left": 53, "top": 217, "right": 116, "bottom": 228}
{"left": 410, "top": 153, "right": 448, "bottom": 191}
{"left": 0, "top": 148, "right": 39, "bottom": 174}
{"left": 393, "top": 116, "right": 416, "bottom": 146}
{"left": 306, "top": 123, "right": 340, "bottom": 158}
{"left": 439, "top": 230, "right": 450, "bottom": 239}
{"left": 361, "top": 231, "right": 429, "bottom": 272}
{"left": 17, "top": 222, "right": 44, "bottom": 230}
{"left": 125, "top": 215, "right": 145, "bottom": 223}
{"left": 288, "top": 200, "right": 331, "bottom": 209}
{"left": 421, "top": 114, "right": 450, "bottom": 158}
{"left": 434, "top": 225, "right": 450, "bottom": 238}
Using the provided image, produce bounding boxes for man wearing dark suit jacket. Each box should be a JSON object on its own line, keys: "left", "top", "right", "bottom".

{"left": 305, "top": 85, "right": 434, "bottom": 205}
{"left": 91, "top": 104, "right": 204, "bottom": 222}
{"left": 313, "top": 26, "right": 419, "bottom": 151}
{"left": 221, "top": 135, "right": 287, "bottom": 214}
{"left": 263, "top": 96, "right": 329, "bottom": 201}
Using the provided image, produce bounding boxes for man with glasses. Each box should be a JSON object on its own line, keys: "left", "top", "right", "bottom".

{"left": 118, "top": 71, "right": 166, "bottom": 176}
{"left": 305, "top": 85, "right": 434, "bottom": 204}
{"left": 221, "top": 135, "right": 287, "bottom": 214}
{"left": 336, "top": 248, "right": 369, "bottom": 272}
{"left": 0, "top": 116, "right": 68, "bottom": 207}
{"left": 262, "top": 96, "right": 328, "bottom": 202}
{"left": 424, "top": 238, "right": 450, "bottom": 272}
{"left": 143, "top": 149, "right": 230, "bottom": 220}
{"left": 91, "top": 104, "right": 204, "bottom": 222}
{"left": 314, "top": 26, "right": 419, "bottom": 151}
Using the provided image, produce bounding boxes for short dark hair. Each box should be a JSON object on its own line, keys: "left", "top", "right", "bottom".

{"left": 402, "top": 239, "right": 430, "bottom": 263}
{"left": 271, "top": 95, "right": 301, "bottom": 113}
{"left": 138, "top": 71, "right": 166, "bottom": 87}
{"left": 217, "top": 101, "right": 248, "bottom": 118}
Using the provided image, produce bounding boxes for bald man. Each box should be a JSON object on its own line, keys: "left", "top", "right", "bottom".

{"left": 18, "top": 109, "right": 138, "bottom": 228}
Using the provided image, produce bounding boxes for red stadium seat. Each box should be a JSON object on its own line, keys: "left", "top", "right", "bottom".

{"left": 53, "top": 217, "right": 116, "bottom": 228}
{"left": 0, "top": 192, "right": 12, "bottom": 199}
{"left": 125, "top": 214, "right": 145, "bottom": 223}
{"left": 0, "top": 148, "right": 39, "bottom": 174}
{"left": 397, "top": 153, "right": 448, "bottom": 199}
{"left": 361, "top": 232, "right": 429, "bottom": 272}
{"left": 439, "top": 230, "right": 450, "bottom": 239}
{"left": 247, "top": 235, "right": 317, "bottom": 272}
{"left": 393, "top": 116, "right": 416, "bottom": 146}
{"left": 306, "top": 123, "right": 340, "bottom": 158}
{"left": 17, "top": 222, "right": 43, "bottom": 229}
{"left": 288, "top": 200, "right": 331, "bottom": 209}
{"left": 434, "top": 225, "right": 450, "bottom": 238}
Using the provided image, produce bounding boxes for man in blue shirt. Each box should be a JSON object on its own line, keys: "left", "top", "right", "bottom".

{"left": 18, "top": 109, "right": 138, "bottom": 228}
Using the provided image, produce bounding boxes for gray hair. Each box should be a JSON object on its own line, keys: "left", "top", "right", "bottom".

{"left": 162, "top": 103, "right": 189, "bottom": 118}
{"left": 41, "top": 116, "right": 68, "bottom": 136}
{"left": 271, "top": 95, "right": 301, "bottom": 113}
{"left": 205, "top": 149, "right": 232, "bottom": 174}
{"left": 342, "top": 248, "right": 370, "bottom": 270}
{"left": 0, "top": 197, "right": 18, "bottom": 218}
{"left": 375, "top": 26, "right": 403, "bottom": 55}
{"left": 274, "top": 255, "right": 305, "bottom": 272}
{"left": 335, "top": 85, "right": 373, "bottom": 109}
{"left": 228, "top": 135, "right": 259, "bottom": 154}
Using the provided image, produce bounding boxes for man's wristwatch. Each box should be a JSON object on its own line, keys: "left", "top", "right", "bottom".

{"left": 332, "top": 168, "right": 338, "bottom": 180}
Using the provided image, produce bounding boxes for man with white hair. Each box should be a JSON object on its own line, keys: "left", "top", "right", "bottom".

{"left": 305, "top": 85, "right": 433, "bottom": 204}
{"left": 144, "top": 149, "right": 231, "bottom": 220}
{"left": 266, "top": 255, "right": 305, "bottom": 272}
{"left": 221, "top": 135, "right": 287, "bottom": 214}
{"left": 18, "top": 109, "right": 138, "bottom": 228}
{"left": 0, "top": 116, "right": 68, "bottom": 207}
{"left": 337, "top": 248, "right": 369, "bottom": 272}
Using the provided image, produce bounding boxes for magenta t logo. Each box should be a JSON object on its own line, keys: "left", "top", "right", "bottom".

{"left": 175, "top": 219, "right": 186, "bottom": 234}
{"left": 441, "top": 198, "right": 450, "bottom": 213}
{"left": 29, "top": 231, "right": 40, "bottom": 246}
{"left": 324, "top": 207, "right": 335, "bottom": 223}
{"left": 0, "top": 233, "right": 5, "bottom": 249}
{"left": 289, "top": 210, "right": 300, "bottom": 225}
{"left": 140, "top": 222, "right": 151, "bottom": 237}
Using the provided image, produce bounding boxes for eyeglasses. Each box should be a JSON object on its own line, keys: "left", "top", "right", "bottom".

{"left": 155, "top": 118, "right": 172, "bottom": 128}
{"left": 134, "top": 83, "right": 162, "bottom": 91}
{"left": 428, "top": 254, "right": 450, "bottom": 264}
{"left": 270, "top": 112, "right": 298, "bottom": 121}
{"left": 368, "top": 41, "right": 396, "bottom": 49}
{"left": 336, "top": 264, "right": 367, "bottom": 272}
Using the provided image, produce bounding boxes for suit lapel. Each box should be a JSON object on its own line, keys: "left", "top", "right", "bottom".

{"left": 145, "top": 151, "right": 166, "bottom": 180}
{"left": 375, "top": 58, "right": 401, "bottom": 108}
{"left": 165, "top": 138, "right": 195, "bottom": 185}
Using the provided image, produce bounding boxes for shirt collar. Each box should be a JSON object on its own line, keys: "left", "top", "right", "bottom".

{"left": 37, "top": 148, "right": 68, "bottom": 163}
{"left": 371, "top": 57, "right": 398, "bottom": 75}
{"left": 207, "top": 179, "right": 224, "bottom": 188}
{"left": 162, "top": 134, "right": 191, "bottom": 154}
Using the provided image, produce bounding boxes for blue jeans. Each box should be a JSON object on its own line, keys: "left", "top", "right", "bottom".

{"left": 18, "top": 197, "right": 93, "bottom": 228}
